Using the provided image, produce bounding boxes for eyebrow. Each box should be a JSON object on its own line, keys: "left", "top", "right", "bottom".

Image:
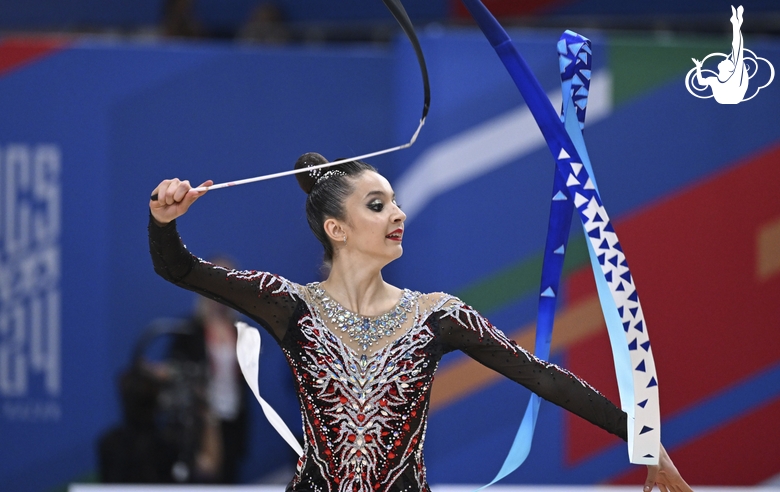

{"left": 364, "top": 190, "right": 395, "bottom": 200}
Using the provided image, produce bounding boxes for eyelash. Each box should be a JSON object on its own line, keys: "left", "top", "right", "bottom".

{"left": 367, "top": 200, "right": 402, "bottom": 212}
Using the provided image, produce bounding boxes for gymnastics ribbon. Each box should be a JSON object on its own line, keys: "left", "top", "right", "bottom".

{"left": 236, "top": 321, "right": 304, "bottom": 457}
{"left": 150, "top": 0, "right": 429, "bottom": 201}
{"left": 459, "top": 0, "right": 661, "bottom": 485}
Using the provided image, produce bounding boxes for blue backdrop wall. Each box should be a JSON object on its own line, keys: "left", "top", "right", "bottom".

{"left": 0, "top": 25, "right": 778, "bottom": 491}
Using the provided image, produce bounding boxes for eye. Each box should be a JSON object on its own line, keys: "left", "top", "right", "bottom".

{"left": 367, "top": 199, "right": 384, "bottom": 212}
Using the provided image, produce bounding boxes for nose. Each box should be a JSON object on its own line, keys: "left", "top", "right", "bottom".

{"left": 392, "top": 203, "right": 406, "bottom": 223}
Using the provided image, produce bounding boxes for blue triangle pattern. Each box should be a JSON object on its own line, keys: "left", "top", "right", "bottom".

{"left": 578, "top": 51, "right": 588, "bottom": 63}
{"left": 614, "top": 242, "right": 623, "bottom": 252}
{"left": 634, "top": 320, "right": 644, "bottom": 332}
{"left": 568, "top": 42, "right": 584, "bottom": 55}
{"left": 559, "top": 56, "right": 573, "bottom": 72}
{"left": 604, "top": 222, "right": 615, "bottom": 233}
{"left": 629, "top": 307, "right": 638, "bottom": 317}
{"left": 599, "top": 239, "right": 609, "bottom": 250}
{"left": 616, "top": 281, "right": 625, "bottom": 292}
{"left": 593, "top": 212, "right": 603, "bottom": 223}
{"left": 647, "top": 377, "right": 658, "bottom": 388}
{"left": 554, "top": 245, "right": 565, "bottom": 254}
{"left": 604, "top": 270, "right": 612, "bottom": 282}
{"left": 635, "top": 360, "right": 646, "bottom": 372}
{"left": 557, "top": 39, "right": 567, "bottom": 54}
{"left": 608, "top": 255, "right": 618, "bottom": 266}
{"left": 588, "top": 227, "right": 601, "bottom": 239}
{"left": 621, "top": 258, "right": 629, "bottom": 268}
{"left": 641, "top": 340, "right": 651, "bottom": 351}
{"left": 623, "top": 321, "right": 631, "bottom": 332}
{"left": 620, "top": 271, "right": 632, "bottom": 282}
{"left": 552, "top": 190, "right": 568, "bottom": 201}
{"left": 541, "top": 287, "right": 556, "bottom": 298}
{"left": 639, "top": 425, "right": 654, "bottom": 435}
{"left": 628, "top": 338, "right": 637, "bottom": 350}
{"left": 597, "top": 253, "right": 605, "bottom": 265}
{"left": 617, "top": 306, "right": 624, "bottom": 317}
{"left": 638, "top": 399, "right": 648, "bottom": 408}
{"left": 628, "top": 290, "right": 639, "bottom": 302}
{"left": 581, "top": 68, "right": 592, "bottom": 77}
{"left": 644, "top": 454, "right": 655, "bottom": 459}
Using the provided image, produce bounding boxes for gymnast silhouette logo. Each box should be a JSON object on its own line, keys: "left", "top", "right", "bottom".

{"left": 685, "top": 5, "right": 774, "bottom": 104}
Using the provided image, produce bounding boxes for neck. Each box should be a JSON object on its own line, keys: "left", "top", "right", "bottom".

{"left": 322, "top": 255, "right": 399, "bottom": 316}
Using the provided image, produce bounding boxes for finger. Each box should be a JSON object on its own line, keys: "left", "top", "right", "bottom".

{"left": 172, "top": 180, "right": 192, "bottom": 203}
{"left": 151, "top": 179, "right": 171, "bottom": 205}
{"left": 192, "top": 179, "right": 214, "bottom": 196}
{"left": 165, "top": 179, "right": 182, "bottom": 205}
{"left": 182, "top": 179, "right": 213, "bottom": 207}
{"left": 644, "top": 465, "right": 658, "bottom": 492}
{"left": 150, "top": 184, "right": 162, "bottom": 204}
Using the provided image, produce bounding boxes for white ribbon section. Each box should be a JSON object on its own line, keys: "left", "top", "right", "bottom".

{"left": 235, "top": 321, "right": 304, "bottom": 457}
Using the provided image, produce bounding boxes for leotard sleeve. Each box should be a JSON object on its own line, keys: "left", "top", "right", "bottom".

{"left": 148, "top": 216, "right": 300, "bottom": 343}
{"left": 432, "top": 296, "right": 627, "bottom": 441}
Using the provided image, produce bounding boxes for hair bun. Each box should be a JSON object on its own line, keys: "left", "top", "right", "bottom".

{"left": 294, "top": 152, "right": 329, "bottom": 194}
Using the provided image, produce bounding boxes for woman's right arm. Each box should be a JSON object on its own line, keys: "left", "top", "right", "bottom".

{"left": 149, "top": 179, "right": 300, "bottom": 343}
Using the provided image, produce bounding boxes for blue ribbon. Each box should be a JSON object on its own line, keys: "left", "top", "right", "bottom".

{"left": 459, "top": 0, "right": 661, "bottom": 486}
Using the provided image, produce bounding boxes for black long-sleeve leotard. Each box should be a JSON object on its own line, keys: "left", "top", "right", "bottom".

{"left": 149, "top": 218, "right": 627, "bottom": 492}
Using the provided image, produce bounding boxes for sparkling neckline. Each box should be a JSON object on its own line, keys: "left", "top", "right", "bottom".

{"left": 307, "top": 283, "right": 418, "bottom": 352}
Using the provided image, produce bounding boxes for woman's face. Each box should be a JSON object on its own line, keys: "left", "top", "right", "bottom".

{"left": 337, "top": 171, "right": 406, "bottom": 264}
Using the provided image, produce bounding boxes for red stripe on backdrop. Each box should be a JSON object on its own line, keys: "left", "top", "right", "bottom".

{"left": 0, "top": 37, "right": 71, "bottom": 77}
{"left": 449, "top": 0, "right": 571, "bottom": 19}
{"left": 561, "top": 142, "right": 780, "bottom": 471}
{"left": 609, "top": 396, "right": 780, "bottom": 485}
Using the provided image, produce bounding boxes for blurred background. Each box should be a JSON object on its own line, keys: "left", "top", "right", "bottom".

{"left": 0, "top": 0, "right": 778, "bottom": 490}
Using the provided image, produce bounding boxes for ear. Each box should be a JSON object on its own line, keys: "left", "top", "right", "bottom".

{"left": 323, "top": 217, "right": 347, "bottom": 244}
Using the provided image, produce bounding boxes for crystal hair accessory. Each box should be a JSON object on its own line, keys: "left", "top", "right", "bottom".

{"left": 316, "top": 170, "right": 347, "bottom": 184}
{"left": 308, "top": 167, "right": 324, "bottom": 180}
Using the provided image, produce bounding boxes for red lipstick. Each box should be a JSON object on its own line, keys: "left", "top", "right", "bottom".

{"left": 386, "top": 228, "right": 403, "bottom": 241}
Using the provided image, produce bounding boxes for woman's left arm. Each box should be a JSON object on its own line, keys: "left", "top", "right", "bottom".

{"left": 434, "top": 298, "right": 692, "bottom": 491}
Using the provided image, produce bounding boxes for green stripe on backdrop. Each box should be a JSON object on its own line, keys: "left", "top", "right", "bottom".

{"left": 609, "top": 34, "right": 727, "bottom": 106}
{"left": 457, "top": 233, "right": 590, "bottom": 314}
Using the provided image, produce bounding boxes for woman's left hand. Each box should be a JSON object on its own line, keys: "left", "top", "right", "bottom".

{"left": 644, "top": 443, "right": 693, "bottom": 492}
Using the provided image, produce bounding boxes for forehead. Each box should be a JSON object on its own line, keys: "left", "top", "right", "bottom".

{"left": 351, "top": 171, "right": 393, "bottom": 197}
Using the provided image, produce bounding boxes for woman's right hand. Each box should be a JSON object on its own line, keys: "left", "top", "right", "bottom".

{"left": 149, "top": 178, "right": 213, "bottom": 225}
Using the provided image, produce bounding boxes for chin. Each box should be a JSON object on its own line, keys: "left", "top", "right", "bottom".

{"left": 388, "top": 246, "right": 403, "bottom": 262}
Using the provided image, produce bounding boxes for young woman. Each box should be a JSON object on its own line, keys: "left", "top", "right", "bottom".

{"left": 149, "top": 153, "right": 692, "bottom": 492}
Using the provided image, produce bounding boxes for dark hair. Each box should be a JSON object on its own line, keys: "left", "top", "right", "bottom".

{"left": 294, "top": 152, "right": 377, "bottom": 264}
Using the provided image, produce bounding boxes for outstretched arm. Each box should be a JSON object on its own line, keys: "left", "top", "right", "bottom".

{"left": 434, "top": 298, "right": 692, "bottom": 491}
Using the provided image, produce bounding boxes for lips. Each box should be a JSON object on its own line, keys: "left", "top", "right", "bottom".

{"left": 386, "top": 228, "right": 403, "bottom": 241}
